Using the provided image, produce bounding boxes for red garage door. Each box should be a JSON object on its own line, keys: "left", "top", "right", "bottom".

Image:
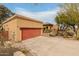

{"left": 21, "top": 28, "right": 42, "bottom": 40}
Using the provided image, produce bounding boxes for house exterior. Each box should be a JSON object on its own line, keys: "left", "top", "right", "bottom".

{"left": 43, "top": 23, "right": 53, "bottom": 33}
{"left": 51, "top": 24, "right": 58, "bottom": 31}
{"left": 3, "top": 14, "right": 43, "bottom": 41}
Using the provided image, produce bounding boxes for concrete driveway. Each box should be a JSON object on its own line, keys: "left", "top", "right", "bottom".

{"left": 15, "top": 36, "right": 79, "bottom": 56}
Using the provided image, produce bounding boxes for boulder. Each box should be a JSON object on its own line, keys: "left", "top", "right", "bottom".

{"left": 13, "top": 51, "right": 25, "bottom": 56}
{"left": 49, "top": 30, "right": 57, "bottom": 37}
{"left": 63, "top": 27, "right": 75, "bottom": 38}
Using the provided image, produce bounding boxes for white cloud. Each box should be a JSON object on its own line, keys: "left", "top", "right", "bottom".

{"left": 15, "top": 7, "right": 59, "bottom": 24}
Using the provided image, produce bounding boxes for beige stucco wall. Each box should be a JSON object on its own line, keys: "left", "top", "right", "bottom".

{"left": 17, "top": 17, "right": 43, "bottom": 28}
{"left": 3, "top": 16, "right": 43, "bottom": 41}
{"left": 3, "top": 18, "right": 18, "bottom": 41}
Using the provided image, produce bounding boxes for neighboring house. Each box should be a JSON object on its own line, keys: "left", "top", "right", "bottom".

{"left": 3, "top": 14, "right": 43, "bottom": 41}
{"left": 43, "top": 23, "right": 53, "bottom": 33}
{"left": 51, "top": 24, "right": 58, "bottom": 31}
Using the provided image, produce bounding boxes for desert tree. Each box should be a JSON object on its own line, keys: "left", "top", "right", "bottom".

{"left": 55, "top": 3, "right": 79, "bottom": 32}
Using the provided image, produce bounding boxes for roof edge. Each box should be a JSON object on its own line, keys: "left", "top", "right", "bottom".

{"left": 3, "top": 14, "right": 43, "bottom": 24}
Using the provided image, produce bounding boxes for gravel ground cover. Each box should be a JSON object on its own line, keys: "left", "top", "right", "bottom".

{"left": 13, "top": 36, "right": 79, "bottom": 56}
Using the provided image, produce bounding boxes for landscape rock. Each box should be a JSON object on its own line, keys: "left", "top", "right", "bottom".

{"left": 13, "top": 51, "right": 25, "bottom": 56}
{"left": 4, "top": 41, "right": 13, "bottom": 47}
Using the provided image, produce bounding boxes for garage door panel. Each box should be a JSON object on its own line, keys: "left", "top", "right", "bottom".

{"left": 21, "top": 28, "right": 41, "bottom": 40}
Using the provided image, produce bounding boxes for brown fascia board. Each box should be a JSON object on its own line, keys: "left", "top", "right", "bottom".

{"left": 2, "top": 14, "right": 43, "bottom": 24}
{"left": 2, "top": 15, "right": 16, "bottom": 24}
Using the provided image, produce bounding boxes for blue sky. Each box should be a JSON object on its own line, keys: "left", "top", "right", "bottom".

{"left": 4, "top": 3, "right": 59, "bottom": 24}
